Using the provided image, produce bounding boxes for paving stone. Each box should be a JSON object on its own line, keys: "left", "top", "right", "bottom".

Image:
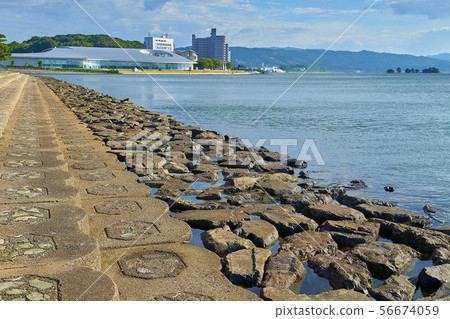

{"left": 0, "top": 181, "right": 78, "bottom": 204}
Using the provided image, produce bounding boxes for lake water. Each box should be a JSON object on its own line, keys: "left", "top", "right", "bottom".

{"left": 46, "top": 72, "right": 450, "bottom": 225}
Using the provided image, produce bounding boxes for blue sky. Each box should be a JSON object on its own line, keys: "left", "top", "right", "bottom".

{"left": 1, "top": 0, "right": 450, "bottom": 55}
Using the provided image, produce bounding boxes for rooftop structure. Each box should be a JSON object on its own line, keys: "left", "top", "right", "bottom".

{"left": 3, "top": 46, "right": 194, "bottom": 70}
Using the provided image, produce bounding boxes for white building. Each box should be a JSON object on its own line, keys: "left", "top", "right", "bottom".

{"left": 144, "top": 34, "right": 174, "bottom": 52}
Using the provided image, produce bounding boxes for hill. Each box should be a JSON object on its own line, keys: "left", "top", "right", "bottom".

{"left": 429, "top": 53, "right": 450, "bottom": 62}
{"left": 227, "top": 47, "right": 450, "bottom": 72}
{"left": 8, "top": 34, "right": 143, "bottom": 53}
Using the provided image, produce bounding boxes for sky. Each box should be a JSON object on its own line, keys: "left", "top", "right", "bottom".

{"left": 1, "top": 0, "right": 450, "bottom": 55}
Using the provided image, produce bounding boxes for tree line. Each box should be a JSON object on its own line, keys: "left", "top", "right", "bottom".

{"left": 197, "top": 57, "right": 233, "bottom": 70}
{"left": 387, "top": 67, "right": 440, "bottom": 74}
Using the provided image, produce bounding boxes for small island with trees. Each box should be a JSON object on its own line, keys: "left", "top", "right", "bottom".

{"left": 387, "top": 67, "right": 440, "bottom": 74}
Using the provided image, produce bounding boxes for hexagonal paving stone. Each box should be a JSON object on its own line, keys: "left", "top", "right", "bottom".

{"left": 118, "top": 251, "right": 186, "bottom": 279}
{"left": 69, "top": 154, "right": 100, "bottom": 161}
{"left": 0, "top": 234, "right": 56, "bottom": 261}
{"left": 0, "top": 275, "right": 58, "bottom": 301}
{"left": 1, "top": 172, "right": 45, "bottom": 181}
{"left": 72, "top": 162, "right": 107, "bottom": 170}
{"left": 105, "top": 221, "right": 160, "bottom": 240}
{"left": 79, "top": 172, "right": 115, "bottom": 182}
{"left": 94, "top": 200, "right": 142, "bottom": 215}
{"left": 86, "top": 185, "right": 127, "bottom": 196}
{"left": 0, "top": 187, "right": 47, "bottom": 199}
{"left": 4, "top": 160, "right": 43, "bottom": 168}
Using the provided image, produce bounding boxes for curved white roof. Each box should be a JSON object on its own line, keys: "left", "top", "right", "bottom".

{"left": 11, "top": 46, "right": 193, "bottom": 64}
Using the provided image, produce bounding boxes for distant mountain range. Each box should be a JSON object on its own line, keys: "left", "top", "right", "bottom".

{"left": 226, "top": 47, "right": 450, "bottom": 72}
{"left": 430, "top": 53, "right": 450, "bottom": 62}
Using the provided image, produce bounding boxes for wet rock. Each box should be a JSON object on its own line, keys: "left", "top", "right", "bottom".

{"left": 320, "top": 220, "right": 380, "bottom": 248}
{"left": 279, "top": 231, "right": 337, "bottom": 261}
{"left": 223, "top": 248, "right": 271, "bottom": 286}
{"left": 187, "top": 163, "right": 222, "bottom": 174}
{"left": 261, "top": 210, "right": 318, "bottom": 237}
{"left": 355, "top": 204, "right": 432, "bottom": 228}
{"left": 298, "top": 171, "right": 308, "bottom": 179}
{"left": 423, "top": 205, "right": 450, "bottom": 224}
{"left": 256, "top": 179, "right": 302, "bottom": 197}
{"left": 233, "top": 219, "right": 279, "bottom": 248}
{"left": 350, "top": 241, "right": 418, "bottom": 280}
{"left": 227, "top": 189, "right": 274, "bottom": 206}
{"left": 431, "top": 247, "right": 450, "bottom": 265}
{"left": 308, "top": 253, "right": 372, "bottom": 293}
{"left": 302, "top": 204, "right": 366, "bottom": 225}
{"left": 262, "top": 250, "right": 306, "bottom": 289}
{"left": 337, "top": 194, "right": 397, "bottom": 208}
{"left": 254, "top": 162, "right": 294, "bottom": 174}
{"left": 374, "top": 219, "right": 450, "bottom": 254}
{"left": 286, "top": 159, "right": 307, "bottom": 169}
{"left": 240, "top": 204, "right": 296, "bottom": 217}
{"left": 418, "top": 282, "right": 450, "bottom": 301}
{"left": 194, "top": 172, "right": 220, "bottom": 184}
{"left": 346, "top": 180, "right": 367, "bottom": 190}
{"left": 172, "top": 209, "right": 250, "bottom": 229}
{"left": 298, "top": 181, "right": 315, "bottom": 189}
{"left": 196, "top": 188, "right": 222, "bottom": 201}
{"left": 369, "top": 275, "right": 416, "bottom": 301}
{"left": 280, "top": 192, "right": 333, "bottom": 211}
{"left": 419, "top": 264, "right": 450, "bottom": 294}
{"left": 384, "top": 186, "right": 395, "bottom": 192}
{"left": 201, "top": 226, "right": 255, "bottom": 255}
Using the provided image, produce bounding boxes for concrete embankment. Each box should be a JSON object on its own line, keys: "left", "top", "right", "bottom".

{"left": 0, "top": 73, "right": 259, "bottom": 301}
{"left": 1, "top": 73, "right": 448, "bottom": 301}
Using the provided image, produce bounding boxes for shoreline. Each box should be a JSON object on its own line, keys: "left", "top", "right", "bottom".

{"left": 36, "top": 74, "right": 450, "bottom": 301}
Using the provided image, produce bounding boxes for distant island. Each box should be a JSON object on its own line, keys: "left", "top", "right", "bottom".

{"left": 7, "top": 34, "right": 450, "bottom": 73}
{"left": 386, "top": 67, "right": 440, "bottom": 74}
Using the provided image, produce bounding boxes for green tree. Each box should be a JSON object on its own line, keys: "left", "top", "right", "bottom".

{"left": 226, "top": 62, "right": 233, "bottom": 70}
{"left": 0, "top": 34, "right": 11, "bottom": 61}
{"left": 38, "top": 60, "right": 43, "bottom": 68}
{"left": 197, "top": 58, "right": 213, "bottom": 69}
{"left": 422, "top": 67, "right": 440, "bottom": 73}
{"left": 212, "top": 59, "right": 223, "bottom": 69}
{"left": 10, "top": 60, "right": 15, "bottom": 67}
{"left": 386, "top": 69, "right": 395, "bottom": 74}
{"left": 396, "top": 67, "right": 402, "bottom": 73}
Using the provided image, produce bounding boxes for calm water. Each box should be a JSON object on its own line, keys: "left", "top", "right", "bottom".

{"left": 45, "top": 73, "right": 450, "bottom": 225}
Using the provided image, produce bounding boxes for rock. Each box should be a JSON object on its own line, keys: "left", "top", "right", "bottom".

{"left": 164, "top": 162, "right": 190, "bottom": 174}
{"left": 240, "top": 204, "right": 296, "bottom": 217}
{"left": 260, "top": 173, "right": 299, "bottom": 183}
{"left": 384, "top": 186, "right": 395, "bottom": 192}
{"left": 308, "top": 253, "right": 373, "bottom": 293}
{"left": 233, "top": 219, "right": 279, "bottom": 248}
{"left": 280, "top": 192, "right": 333, "bottom": 211}
{"left": 302, "top": 204, "right": 366, "bottom": 224}
{"left": 254, "top": 162, "right": 294, "bottom": 174}
{"left": 262, "top": 250, "right": 306, "bottom": 289}
{"left": 194, "top": 172, "right": 220, "bottom": 184}
{"left": 350, "top": 241, "right": 418, "bottom": 280}
{"left": 298, "top": 181, "right": 315, "bottom": 189}
{"left": 370, "top": 275, "right": 416, "bottom": 301}
{"left": 298, "top": 171, "right": 308, "bottom": 179}
{"left": 187, "top": 163, "right": 222, "bottom": 174}
{"left": 260, "top": 210, "right": 318, "bottom": 237}
{"left": 355, "top": 204, "right": 432, "bottom": 228}
{"left": 227, "top": 177, "right": 256, "bottom": 192}
{"left": 172, "top": 209, "right": 251, "bottom": 229}
{"left": 256, "top": 179, "right": 302, "bottom": 197}
{"left": 423, "top": 205, "right": 450, "bottom": 224}
{"left": 312, "top": 289, "right": 374, "bottom": 301}
{"left": 261, "top": 287, "right": 310, "bottom": 301}
{"left": 320, "top": 220, "right": 380, "bottom": 248}
{"left": 196, "top": 188, "right": 222, "bottom": 201}
{"left": 200, "top": 226, "right": 255, "bottom": 255}
{"left": 223, "top": 248, "right": 271, "bottom": 286}
{"left": 227, "top": 189, "right": 274, "bottom": 206}
{"left": 346, "top": 180, "right": 367, "bottom": 190}
{"left": 419, "top": 264, "right": 450, "bottom": 294}
{"left": 279, "top": 231, "right": 338, "bottom": 261}
{"left": 418, "top": 282, "right": 450, "bottom": 301}
{"left": 374, "top": 219, "right": 450, "bottom": 254}
{"left": 431, "top": 247, "right": 450, "bottom": 265}
{"left": 286, "top": 159, "right": 307, "bottom": 169}
{"left": 337, "top": 194, "right": 397, "bottom": 208}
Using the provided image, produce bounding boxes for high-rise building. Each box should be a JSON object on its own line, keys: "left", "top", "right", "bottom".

{"left": 192, "top": 28, "right": 230, "bottom": 67}
{"left": 144, "top": 34, "right": 174, "bottom": 52}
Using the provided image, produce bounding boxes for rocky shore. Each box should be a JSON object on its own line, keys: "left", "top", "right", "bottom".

{"left": 38, "top": 75, "right": 450, "bottom": 301}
